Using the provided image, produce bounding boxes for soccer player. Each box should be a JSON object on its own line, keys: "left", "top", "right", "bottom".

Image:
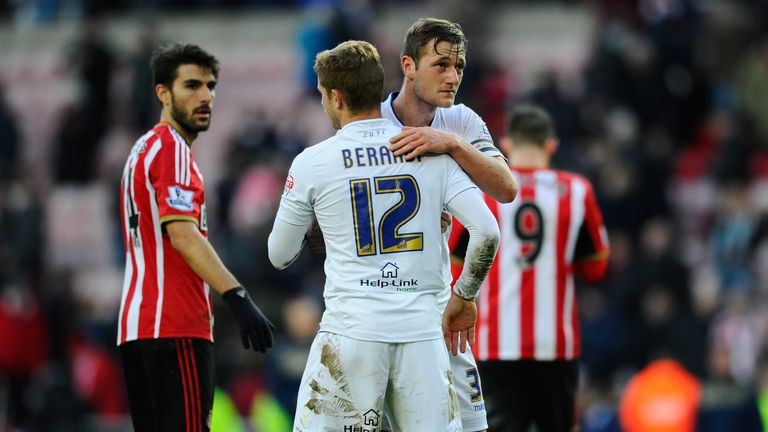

{"left": 450, "top": 105, "right": 611, "bottom": 432}
{"left": 117, "top": 43, "right": 274, "bottom": 432}
{"left": 267, "top": 40, "right": 499, "bottom": 431}
{"left": 382, "top": 18, "right": 517, "bottom": 431}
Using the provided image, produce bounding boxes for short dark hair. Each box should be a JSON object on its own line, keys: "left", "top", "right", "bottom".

{"left": 314, "top": 40, "right": 384, "bottom": 114}
{"left": 150, "top": 43, "right": 219, "bottom": 88}
{"left": 402, "top": 18, "right": 468, "bottom": 65}
{"left": 507, "top": 105, "right": 555, "bottom": 146}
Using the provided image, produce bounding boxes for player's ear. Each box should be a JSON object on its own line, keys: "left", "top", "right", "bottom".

{"left": 331, "top": 89, "right": 344, "bottom": 109}
{"left": 156, "top": 84, "right": 171, "bottom": 107}
{"left": 401, "top": 55, "right": 416, "bottom": 79}
{"left": 545, "top": 137, "right": 559, "bottom": 156}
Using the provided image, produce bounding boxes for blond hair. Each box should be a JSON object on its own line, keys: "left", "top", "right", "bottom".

{"left": 314, "top": 40, "right": 384, "bottom": 114}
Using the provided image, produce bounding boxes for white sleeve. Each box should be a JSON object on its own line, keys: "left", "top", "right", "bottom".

{"left": 446, "top": 188, "right": 500, "bottom": 300}
{"left": 267, "top": 218, "right": 307, "bottom": 270}
{"left": 275, "top": 153, "right": 315, "bottom": 226}
{"left": 269, "top": 152, "right": 314, "bottom": 269}
{"left": 444, "top": 158, "right": 477, "bottom": 204}
{"left": 459, "top": 105, "right": 503, "bottom": 159}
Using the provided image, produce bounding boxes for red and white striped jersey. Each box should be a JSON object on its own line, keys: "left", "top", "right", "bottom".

{"left": 117, "top": 123, "right": 213, "bottom": 345}
{"left": 450, "top": 168, "right": 609, "bottom": 361}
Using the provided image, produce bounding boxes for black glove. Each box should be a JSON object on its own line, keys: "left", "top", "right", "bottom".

{"left": 222, "top": 287, "right": 275, "bottom": 353}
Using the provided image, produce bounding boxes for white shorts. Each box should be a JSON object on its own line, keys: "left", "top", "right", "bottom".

{"left": 293, "top": 332, "right": 462, "bottom": 431}
{"left": 450, "top": 349, "right": 488, "bottom": 431}
{"left": 382, "top": 347, "right": 488, "bottom": 432}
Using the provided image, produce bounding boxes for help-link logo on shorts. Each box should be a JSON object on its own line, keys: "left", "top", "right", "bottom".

{"left": 344, "top": 409, "right": 380, "bottom": 432}
{"left": 166, "top": 186, "right": 195, "bottom": 211}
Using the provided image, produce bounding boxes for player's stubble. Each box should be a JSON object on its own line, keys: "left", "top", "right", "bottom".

{"left": 170, "top": 93, "right": 212, "bottom": 135}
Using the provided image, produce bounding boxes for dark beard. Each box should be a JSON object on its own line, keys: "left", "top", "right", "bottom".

{"left": 170, "top": 96, "right": 210, "bottom": 137}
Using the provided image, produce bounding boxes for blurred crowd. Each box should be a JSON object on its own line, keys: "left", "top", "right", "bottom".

{"left": 1, "top": 0, "right": 768, "bottom": 431}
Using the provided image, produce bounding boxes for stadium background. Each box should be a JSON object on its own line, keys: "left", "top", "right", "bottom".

{"left": 1, "top": 0, "right": 767, "bottom": 430}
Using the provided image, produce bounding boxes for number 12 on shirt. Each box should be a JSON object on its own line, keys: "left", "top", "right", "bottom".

{"left": 350, "top": 175, "right": 423, "bottom": 256}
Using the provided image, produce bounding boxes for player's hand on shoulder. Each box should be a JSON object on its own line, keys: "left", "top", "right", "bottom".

{"left": 390, "top": 127, "right": 458, "bottom": 160}
{"left": 222, "top": 287, "right": 275, "bottom": 353}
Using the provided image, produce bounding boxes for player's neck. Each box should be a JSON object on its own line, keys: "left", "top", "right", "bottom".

{"left": 510, "top": 146, "right": 550, "bottom": 169}
{"left": 393, "top": 85, "right": 436, "bottom": 127}
{"left": 158, "top": 115, "right": 197, "bottom": 146}
{"left": 339, "top": 108, "right": 383, "bottom": 128}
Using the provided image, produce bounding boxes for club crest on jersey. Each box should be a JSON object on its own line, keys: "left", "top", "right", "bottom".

{"left": 283, "top": 174, "right": 295, "bottom": 197}
{"left": 166, "top": 186, "right": 195, "bottom": 211}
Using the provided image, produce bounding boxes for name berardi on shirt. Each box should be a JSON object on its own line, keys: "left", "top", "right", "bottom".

{"left": 342, "top": 145, "right": 422, "bottom": 169}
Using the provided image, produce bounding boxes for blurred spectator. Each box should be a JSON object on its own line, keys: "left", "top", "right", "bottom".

{"left": 734, "top": 34, "right": 768, "bottom": 145}
{"left": 594, "top": 153, "right": 645, "bottom": 234}
{"left": 53, "top": 103, "right": 97, "bottom": 183}
{"left": 0, "top": 180, "right": 44, "bottom": 284}
{"left": 266, "top": 295, "right": 320, "bottom": 417}
{"left": 709, "top": 291, "right": 768, "bottom": 386}
{"left": 297, "top": 6, "right": 334, "bottom": 93}
{"left": 55, "top": 21, "right": 114, "bottom": 183}
{"left": 580, "top": 382, "right": 621, "bottom": 432}
{"left": 529, "top": 70, "right": 584, "bottom": 169}
{"left": 469, "top": 60, "right": 508, "bottom": 140}
{"left": 0, "top": 83, "right": 18, "bottom": 183}
{"left": 697, "top": 343, "right": 762, "bottom": 431}
{"left": 0, "top": 284, "right": 49, "bottom": 429}
{"left": 129, "top": 26, "right": 161, "bottom": 133}
{"left": 296, "top": 1, "right": 372, "bottom": 93}
{"left": 70, "top": 21, "right": 113, "bottom": 137}
{"left": 23, "top": 361, "right": 89, "bottom": 432}
{"left": 579, "top": 285, "right": 622, "bottom": 383}
{"left": 67, "top": 333, "right": 126, "bottom": 422}
{"left": 624, "top": 283, "right": 706, "bottom": 376}
{"left": 623, "top": 217, "right": 692, "bottom": 318}
{"left": 619, "top": 358, "right": 701, "bottom": 432}
{"left": 709, "top": 181, "right": 764, "bottom": 292}
{"left": 580, "top": 229, "right": 634, "bottom": 382}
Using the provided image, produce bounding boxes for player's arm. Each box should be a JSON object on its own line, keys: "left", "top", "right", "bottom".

{"left": 390, "top": 127, "right": 517, "bottom": 203}
{"left": 166, "top": 220, "right": 241, "bottom": 294}
{"left": 442, "top": 188, "right": 500, "bottom": 355}
{"left": 267, "top": 219, "right": 308, "bottom": 269}
{"left": 150, "top": 135, "right": 272, "bottom": 352}
{"left": 166, "top": 220, "right": 274, "bottom": 352}
{"left": 573, "top": 182, "right": 610, "bottom": 284}
{"left": 269, "top": 154, "right": 315, "bottom": 268}
{"left": 447, "top": 215, "right": 469, "bottom": 287}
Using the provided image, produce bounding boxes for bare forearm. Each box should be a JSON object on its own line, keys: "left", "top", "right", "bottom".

{"left": 167, "top": 223, "right": 239, "bottom": 295}
{"left": 450, "top": 141, "right": 517, "bottom": 203}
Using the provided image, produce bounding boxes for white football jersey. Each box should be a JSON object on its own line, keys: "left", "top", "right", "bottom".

{"left": 381, "top": 92, "right": 502, "bottom": 306}
{"left": 276, "top": 118, "right": 476, "bottom": 342}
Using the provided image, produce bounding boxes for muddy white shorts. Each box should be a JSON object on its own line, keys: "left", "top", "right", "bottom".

{"left": 292, "top": 332, "right": 462, "bottom": 431}
{"left": 382, "top": 347, "right": 488, "bottom": 432}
